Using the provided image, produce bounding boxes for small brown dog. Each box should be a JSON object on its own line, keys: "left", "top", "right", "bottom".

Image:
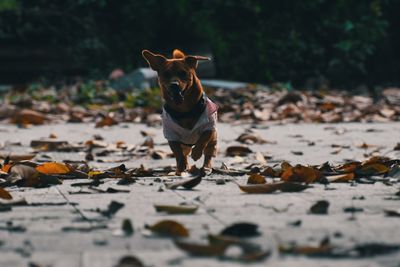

{"left": 142, "top": 49, "right": 218, "bottom": 175}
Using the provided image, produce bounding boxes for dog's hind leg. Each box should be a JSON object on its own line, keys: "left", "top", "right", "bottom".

{"left": 202, "top": 131, "right": 217, "bottom": 169}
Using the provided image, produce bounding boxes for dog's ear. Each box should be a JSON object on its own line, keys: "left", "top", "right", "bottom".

{"left": 173, "top": 49, "right": 185, "bottom": 59}
{"left": 142, "top": 50, "right": 167, "bottom": 71}
{"left": 185, "top": 55, "right": 211, "bottom": 69}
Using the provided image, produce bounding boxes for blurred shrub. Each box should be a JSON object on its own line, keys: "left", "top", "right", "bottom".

{"left": 0, "top": 0, "right": 398, "bottom": 87}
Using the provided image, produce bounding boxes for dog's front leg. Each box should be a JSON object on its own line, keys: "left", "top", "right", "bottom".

{"left": 191, "top": 130, "right": 217, "bottom": 162}
{"left": 169, "top": 141, "right": 189, "bottom": 175}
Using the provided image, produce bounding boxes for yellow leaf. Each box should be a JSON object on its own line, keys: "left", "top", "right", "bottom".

{"left": 88, "top": 171, "right": 104, "bottom": 178}
{"left": 36, "top": 162, "right": 70, "bottom": 174}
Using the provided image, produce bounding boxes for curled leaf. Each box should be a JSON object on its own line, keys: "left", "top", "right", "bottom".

{"left": 154, "top": 204, "right": 199, "bottom": 214}
{"left": 175, "top": 240, "right": 228, "bottom": 256}
{"left": 146, "top": 220, "right": 189, "bottom": 237}
{"left": 226, "top": 146, "right": 253, "bottom": 157}
{"left": 165, "top": 175, "right": 202, "bottom": 190}
{"left": 239, "top": 181, "right": 309, "bottom": 194}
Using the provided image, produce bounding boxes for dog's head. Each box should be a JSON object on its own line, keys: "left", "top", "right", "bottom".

{"left": 142, "top": 49, "right": 210, "bottom": 105}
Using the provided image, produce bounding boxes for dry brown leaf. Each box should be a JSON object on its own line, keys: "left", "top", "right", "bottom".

{"left": 0, "top": 187, "right": 12, "bottom": 200}
{"left": 247, "top": 173, "right": 266, "bottom": 184}
{"left": 281, "top": 161, "right": 292, "bottom": 171}
{"left": 358, "top": 163, "right": 389, "bottom": 176}
{"left": 146, "top": 220, "right": 189, "bottom": 237}
{"left": 281, "top": 165, "right": 320, "bottom": 183}
{"left": 279, "top": 244, "right": 332, "bottom": 256}
{"left": 11, "top": 109, "right": 47, "bottom": 125}
{"left": 165, "top": 175, "right": 202, "bottom": 190}
{"left": 260, "top": 166, "right": 281, "bottom": 177}
{"left": 236, "top": 133, "right": 267, "bottom": 144}
{"left": 36, "top": 162, "right": 71, "bottom": 174}
{"left": 336, "top": 162, "right": 361, "bottom": 173}
{"left": 239, "top": 181, "right": 309, "bottom": 194}
{"left": 226, "top": 146, "right": 253, "bottom": 157}
{"left": 175, "top": 240, "right": 228, "bottom": 256}
{"left": 0, "top": 153, "right": 36, "bottom": 161}
{"left": 95, "top": 116, "right": 118, "bottom": 128}
{"left": 154, "top": 204, "right": 199, "bottom": 214}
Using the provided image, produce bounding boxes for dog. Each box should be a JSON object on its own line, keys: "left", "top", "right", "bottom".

{"left": 142, "top": 49, "right": 218, "bottom": 175}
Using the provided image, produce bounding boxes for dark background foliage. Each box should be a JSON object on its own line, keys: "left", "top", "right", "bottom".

{"left": 0, "top": 0, "right": 399, "bottom": 88}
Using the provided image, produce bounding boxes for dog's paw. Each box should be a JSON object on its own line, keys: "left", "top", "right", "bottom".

{"left": 191, "top": 146, "right": 204, "bottom": 161}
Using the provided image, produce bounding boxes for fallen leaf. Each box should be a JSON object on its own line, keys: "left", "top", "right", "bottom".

{"left": 281, "top": 165, "right": 321, "bottom": 183}
{"left": 247, "top": 173, "right": 266, "bottom": 184}
{"left": 220, "top": 222, "right": 260, "bottom": 238}
{"left": 0, "top": 152, "right": 36, "bottom": 161}
{"left": 238, "top": 181, "right": 309, "bottom": 194}
{"left": 279, "top": 243, "right": 332, "bottom": 256}
{"left": 100, "top": 200, "right": 125, "bottom": 218}
{"left": 357, "top": 163, "right": 389, "bottom": 176}
{"left": 325, "top": 173, "right": 355, "bottom": 183}
{"left": 175, "top": 240, "right": 228, "bottom": 256}
{"left": 309, "top": 200, "right": 329, "bottom": 214}
{"left": 95, "top": 116, "right": 118, "bottom": 128}
{"left": 0, "top": 187, "right": 12, "bottom": 200}
{"left": 154, "top": 204, "right": 199, "bottom": 214}
{"left": 165, "top": 175, "right": 202, "bottom": 190}
{"left": 384, "top": 209, "right": 400, "bottom": 217}
{"left": 146, "top": 220, "right": 189, "bottom": 237}
{"left": 115, "top": 255, "right": 144, "bottom": 267}
{"left": 291, "top": 151, "right": 303, "bottom": 156}
{"left": 226, "top": 146, "right": 253, "bottom": 157}
{"left": 36, "top": 162, "right": 70, "bottom": 174}
{"left": 236, "top": 133, "right": 267, "bottom": 144}
{"left": 9, "top": 164, "right": 40, "bottom": 187}
{"left": 336, "top": 162, "right": 361, "bottom": 173}
{"left": 11, "top": 109, "right": 47, "bottom": 125}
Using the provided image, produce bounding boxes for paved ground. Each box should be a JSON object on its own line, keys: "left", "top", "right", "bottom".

{"left": 0, "top": 122, "right": 400, "bottom": 267}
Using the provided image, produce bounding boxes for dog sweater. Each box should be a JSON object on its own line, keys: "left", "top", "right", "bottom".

{"left": 162, "top": 97, "right": 218, "bottom": 145}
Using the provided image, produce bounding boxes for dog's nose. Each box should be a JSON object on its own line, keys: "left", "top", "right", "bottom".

{"left": 169, "top": 82, "right": 184, "bottom": 104}
{"left": 169, "top": 82, "right": 181, "bottom": 94}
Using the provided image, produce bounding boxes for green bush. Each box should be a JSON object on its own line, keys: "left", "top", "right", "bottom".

{"left": 0, "top": 0, "right": 398, "bottom": 87}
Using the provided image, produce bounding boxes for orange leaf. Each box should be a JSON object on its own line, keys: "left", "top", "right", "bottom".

{"left": 95, "top": 116, "right": 118, "bottom": 128}
{"left": 0, "top": 187, "right": 12, "bottom": 200}
{"left": 2, "top": 164, "right": 12, "bottom": 173}
{"left": 36, "top": 162, "right": 70, "bottom": 174}
{"left": 336, "top": 162, "right": 361, "bottom": 173}
{"left": 281, "top": 165, "right": 320, "bottom": 183}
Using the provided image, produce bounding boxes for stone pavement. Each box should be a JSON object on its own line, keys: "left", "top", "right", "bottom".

{"left": 0, "top": 122, "right": 400, "bottom": 267}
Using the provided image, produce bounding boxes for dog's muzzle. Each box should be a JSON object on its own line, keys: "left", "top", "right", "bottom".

{"left": 169, "top": 82, "right": 184, "bottom": 105}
